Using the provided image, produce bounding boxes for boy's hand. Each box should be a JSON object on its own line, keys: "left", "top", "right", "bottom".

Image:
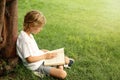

{"left": 45, "top": 52, "right": 57, "bottom": 59}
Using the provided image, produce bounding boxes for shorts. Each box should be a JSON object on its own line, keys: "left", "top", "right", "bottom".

{"left": 35, "top": 63, "right": 52, "bottom": 75}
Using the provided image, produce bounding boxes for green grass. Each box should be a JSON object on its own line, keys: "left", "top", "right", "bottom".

{"left": 3, "top": 0, "right": 120, "bottom": 80}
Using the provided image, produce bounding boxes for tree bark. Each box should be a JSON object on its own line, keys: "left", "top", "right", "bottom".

{"left": 0, "top": 0, "right": 18, "bottom": 58}
{"left": 0, "top": 0, "right": 6, "bottom": 49}
{"left": 0, "top": 0, "right": 18, "bottom": 76}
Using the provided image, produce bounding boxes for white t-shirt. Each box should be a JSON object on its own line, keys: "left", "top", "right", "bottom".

{"left": 16, "top": 31, "right": 45, "bottom": 70}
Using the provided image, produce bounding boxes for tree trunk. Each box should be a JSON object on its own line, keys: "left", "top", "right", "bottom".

{"left": 0, "top": 0, "right": 18, "bottom": 76}
{"left": 0, "top": 0, "right": 6, "bottom": 49}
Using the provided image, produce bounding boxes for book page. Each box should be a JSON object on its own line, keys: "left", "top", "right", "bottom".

{"left": 44, "top": 48, "right": 65, "bottom": 66}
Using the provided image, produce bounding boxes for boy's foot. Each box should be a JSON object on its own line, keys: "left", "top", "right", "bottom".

{"left": 33, "top": 71, "right": 44, "bottom": 78}
{"left": 64, "top": 58, "right": 74, "bottom": 69}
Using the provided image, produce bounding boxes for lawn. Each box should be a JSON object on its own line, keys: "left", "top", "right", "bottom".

{"left": 2, "top": 0, "right": 120, "bottom": 80}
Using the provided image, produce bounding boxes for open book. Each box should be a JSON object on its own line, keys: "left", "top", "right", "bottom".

{"left": 44, "top": 48, "right": 65, "bottom": 66}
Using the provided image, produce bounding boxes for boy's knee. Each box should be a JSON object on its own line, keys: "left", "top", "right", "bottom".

{"left": 59, "top": 70, "right": 67, "bottom": 79}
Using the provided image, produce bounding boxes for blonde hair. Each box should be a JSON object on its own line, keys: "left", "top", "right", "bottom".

{"left": 23, "top": 10, "right": 46, "bottom": 31}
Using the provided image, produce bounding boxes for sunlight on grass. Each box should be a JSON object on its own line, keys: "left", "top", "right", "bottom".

{"left": 13, "top": 0, "right": 120, "bottom": 80}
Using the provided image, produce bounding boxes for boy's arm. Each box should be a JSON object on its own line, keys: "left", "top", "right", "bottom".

{"left": 26, "top": 52, "right": 57, "bottom": 63}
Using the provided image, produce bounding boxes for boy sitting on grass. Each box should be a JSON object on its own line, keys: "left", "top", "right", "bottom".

{"left": 16, "top": 10, "right": 74, "bottom": 79}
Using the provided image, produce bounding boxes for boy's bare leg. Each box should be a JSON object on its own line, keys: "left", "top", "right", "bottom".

{"left": 50, "top": 67, "right": 67, "bottom": 79}
{"left": 58, "top": 65, "right": 64, "bottom": 70}
{"left": 65, "top": 56, "right": 70, "bottom": 64}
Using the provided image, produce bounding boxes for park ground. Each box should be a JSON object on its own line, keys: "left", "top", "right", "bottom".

{"left": 1, "top": 0, "right": 120, "bottom": 80}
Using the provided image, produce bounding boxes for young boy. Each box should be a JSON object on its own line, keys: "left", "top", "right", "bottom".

{"left": 16, "top": 10, "right": 74, "bottom": 79}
